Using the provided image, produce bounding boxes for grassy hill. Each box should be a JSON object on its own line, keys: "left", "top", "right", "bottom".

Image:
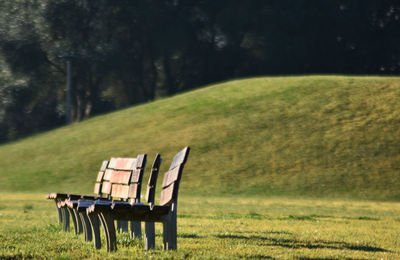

{"left": 0, "top": 75, "right": 399, "bottom": 200}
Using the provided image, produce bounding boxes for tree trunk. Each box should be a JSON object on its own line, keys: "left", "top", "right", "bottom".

{"left": 163, "top": 54, "right": 175, "bottom": 95}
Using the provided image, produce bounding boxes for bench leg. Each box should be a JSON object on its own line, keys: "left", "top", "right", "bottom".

{"left": 78, "top": 213, "right": 87, "bottom": 240}
{"left": 117, "top": 220, "right": 129, "bottom": 233}
{"left": 55, "top": 200, "right": 63, "bottom": 225}
{"left": 162, "top": 220, "right": 168, "bottom": 250}
{"left": 98, "top": 213, "right": 111, "bottom": 251}
{"left": 130, "top": 221, "right": 142, "bottom": 240}
{"left": 61, "top": 207, "right": 70, "bottom": 231}
{"left": 144, "top": 222, "right": 155, "bottom": 250}
{"left": 163, "top": 210, "right": 177, "bottom": 250}
{"left": 73, "top": 208, "right": 83, "bottom": 234}
{"left": 88, "top": 213, "right": 101, "bottom": 249}
{"left": 100, "top": 212, "right": 117, "bottom": 252}
{"left": 66, "top": 208, "right": 79, "bottom": 235}
{"left": 116, "top": 220, "right": 120, "bottom": 232}
{"left": 79, "top": 212, "right": 92, "bottom": 242}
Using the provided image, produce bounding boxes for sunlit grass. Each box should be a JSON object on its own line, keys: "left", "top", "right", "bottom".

{"left": 1, "top": 76, "right": 400, "bottom": 257}
{"left": 0, "top": 76, "right": 399, "bottom": 201}
{"left": 0, "top": 193, "right": 399, "bottom": 258}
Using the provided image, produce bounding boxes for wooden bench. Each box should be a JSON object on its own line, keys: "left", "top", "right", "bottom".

{"left": 47, "top": 154, "right": 146, "bottom": 241}
{"left": 79, "top": 153, "right": 162, "bottom": 250}
{"left": 87, "top": 147, "right": 190, "bottom": 251}
{"left": 46, "top": 160, "right": 110, "bottom": 232}
{"left": 62, "top": 154, "right": 147, "bottom": 247}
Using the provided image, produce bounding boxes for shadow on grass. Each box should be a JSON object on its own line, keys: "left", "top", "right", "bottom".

{"left": 178, "top": 232, "right": 201, "bottom": 238}
{"left": 178, "top": 212, "right": 272, "bottom": 220}
{"left": 154, "top": 232, "right": 202, "bottom": 239}
{"left": 246, "top": 256, "right": 274, "bottom": 259}
{"left": 296, "top": 258, "right": 368, "bottom": 260}
{"left": 215, "top": 234, "right": 390, "bottom": 253}
{"left": 279, "top": 215, "right": 317, "bottom": 221}
{"left": 234, "top": 230, "right": 293, "bottom": 235}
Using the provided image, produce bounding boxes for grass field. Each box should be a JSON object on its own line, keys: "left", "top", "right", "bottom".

{"left": 0, "top": 75, "right": 399, "bottom": 258}
{"left": 0, "top": 75, "right": 399, "bottom": 200}
{"left": 0, "top": 193, "right": 399, "bottom": 259}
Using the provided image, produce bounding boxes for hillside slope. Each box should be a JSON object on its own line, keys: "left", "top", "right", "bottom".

{"left": 0, "top": 76, "right": 399, "bottom": 200}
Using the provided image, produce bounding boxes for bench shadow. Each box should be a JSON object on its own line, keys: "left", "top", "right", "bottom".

{"left": 178, "top": 233, "right": 201, "bottom": 238}
{"left": 215, "top": 234, "right": 390, "bottom": 253}
{"left": 233, "top": 230, "right": 293, "bottom": 235}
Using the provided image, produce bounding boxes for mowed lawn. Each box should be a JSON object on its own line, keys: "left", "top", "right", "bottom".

{"left": 0, "top": 193, "right": 399, "bottom": 259}
{"left": 0, "top": 76, "right": 399, "bottom": 258}
{"left": 0, "top": 76, "right": 399, "bottom": 201}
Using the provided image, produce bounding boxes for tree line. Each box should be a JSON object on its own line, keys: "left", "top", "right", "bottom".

{"left": 0, "top": 0, "right": 399, "bottom": 143}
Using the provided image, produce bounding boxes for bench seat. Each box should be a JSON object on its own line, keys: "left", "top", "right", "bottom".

{"left": 87, "top": 201, "right": 170, "bottom": 221}
{"left": 63, "top": 197, "right": 110, "bottom": 210}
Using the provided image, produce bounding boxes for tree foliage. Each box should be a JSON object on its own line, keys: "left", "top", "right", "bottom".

{"left": 0, "top": 0, "right": 399, "bottom": 143}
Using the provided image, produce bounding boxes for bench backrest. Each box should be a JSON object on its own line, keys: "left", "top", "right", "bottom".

{"left": 159, "top": 147, "right": 190, "bottom": 206}
{"left": 106, "top": 148, "right": 189, "bottom": 206}
{"left": 94, "top": 160, "right": 110, "bottom": 196}
{"left": 95, "top": 154, "right": 147, "bottom": 201}
{"left": 145, "top": 154, "right": 162, "bottom": 207}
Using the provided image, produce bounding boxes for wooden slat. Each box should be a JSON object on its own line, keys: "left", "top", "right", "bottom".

{"left": 96, "top": 171, "right": 104, "bottom": 182}
{"left": 100, "top": 160, "right": 109, "bottom": 171}
{"left": 136, "top": 154, "right": 147, "bottom": 169}
{"left": 169, "top": 147, "right": 190, "bottom": 170}
{"left": 111, "top": 184, "right": 130, "bottom": 199}
{"left": 101, "top": 182, "right": 112, "bottom": 194}
{"left": 110, "top": 171, "right": 131, "bottom": 184}
{"left": 103, "top": 169, "right": 113, "bottom": 181}
{"left": 110, "top": 184, "right": 138, "bottom": 199}
{"left": 107, "top": 158, "right": 118, "bottom": 169}
{"left": 160, "top": 183, "right": 175, "bottom": 206}
{"left": 162, "top": 167, "right": 180, "bottom": 188}
{"left": 109, "top": 157, "right": 138, "bottom": 171}
{"left": 94, "top": 183, "right": 102, "bottom": 195}
{"left": 128, "top": 184, "right": 139, "bottom": 199}
{"left": 115, "top": 158, "right": 137, "bottom": 170}
{"left": 130, "top": 169, "right": 142, "bottom": 183}
{"left": 111, "top": 184, "right": 138, "bottom": 199}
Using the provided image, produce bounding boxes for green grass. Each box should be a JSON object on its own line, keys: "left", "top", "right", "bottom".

{"left": 0, "top": 193, "right": 399, "bottom": 259}
{"left": 1, "top": 75, "right": 399, "bottom": 258}
{"left": 0, "top": 75, "right": 399, "bottom": 200}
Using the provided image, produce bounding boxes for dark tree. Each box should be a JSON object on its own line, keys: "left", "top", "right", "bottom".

{"left": 0, "top": 0, "right": 399, "bottom": 143}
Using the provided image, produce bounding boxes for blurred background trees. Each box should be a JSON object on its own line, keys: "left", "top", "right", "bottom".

{"left": 0, "top": 0, "right": 399, "bottom": 143}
